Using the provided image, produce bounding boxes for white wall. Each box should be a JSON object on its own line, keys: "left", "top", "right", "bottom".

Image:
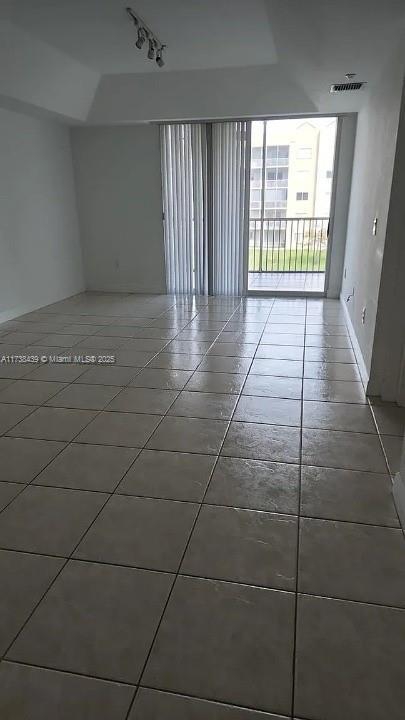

{"left": 341, "top": 53, "right": 405, "bottom": 379}
{"left": 326, "top": 114, "right": 356, "bottom": 298}
{"left": 71, "top": 125, "right": 166, "bottom": 294}
{"left": 0, "top": 107, "right": 84, "bottom": 323}
{"left": 368, "top": 80, "right": 405, "bottom": 401}
{"left": 71, "top": 118, "right": 354, "bottom": 298}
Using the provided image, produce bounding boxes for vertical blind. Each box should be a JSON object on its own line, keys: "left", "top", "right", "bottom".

{"left": 161, "top": 121, "right": 250, "bottom": 295}
{"left": 212, "top": 121, "right": 249, "bottom": 295}
{"left": 160, "top": 123, "right": 207, "bottom": 295}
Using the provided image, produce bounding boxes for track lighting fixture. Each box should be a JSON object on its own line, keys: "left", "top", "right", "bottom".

{"left": 126, "top": 6, "right": 166, "bottom": 68}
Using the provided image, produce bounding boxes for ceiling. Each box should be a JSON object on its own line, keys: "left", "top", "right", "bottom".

{"left": 6, "top": 0, "right": 277, "bottom": 74}
{"left": 0, "top": 0, "right": 404, "bottom": 123}
{"left": 265, "top": 0, "right": 405, "bottom": 76}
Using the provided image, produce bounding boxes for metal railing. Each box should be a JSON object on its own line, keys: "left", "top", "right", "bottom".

{"left": 249, "top": 216, "right": 329, "bottom": 273}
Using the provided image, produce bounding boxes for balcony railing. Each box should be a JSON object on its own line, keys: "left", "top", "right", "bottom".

{"left": 249, "top": 216, "right": 329, "bottom": 273}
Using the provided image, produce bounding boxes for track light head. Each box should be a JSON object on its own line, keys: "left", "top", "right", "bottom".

{"left": 156, "top": 47, "right": 165, "bottom": 67}
{"left": 147, "top": 39, "right": 155, "bottom": 60}
{"left": 135, "top": 28, "right": 146, "bottom": 49}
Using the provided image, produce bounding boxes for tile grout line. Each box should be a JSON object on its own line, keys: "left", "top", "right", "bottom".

{"left": 0, "top": 297, "right": 203, "bottom": 663}
{"left": 9, "top": 433, "right": 394, "bottom": 475}
{"left": 366, "top": 399, "right": 404, "bottom": 532}
{"left": 1, "top": 298, "right": 210, "bottom": 679}
{"left": 290, "top": 296, "right": 307, "bottom": 718}
{"left": 2, "top": 295, "right": 401, "bottom": 716}
{"left": 0, "top": 298, "right": 207, "bottom": 520}
{"left": 2, "top": 544, "right": 404, "bottom": 616}
{"left": 368, "top": 400, "right": 399, "bottom": 481}
{"left": 341, "top": 307, "right": 396, "bottom": 481}
{"left": 0, "top": 400, "right": 60, "bottom": 514}
{"left": 0, "top": 295, "right": 202, "bottom": 388}
{"left": 121, "top": 297, "right": 250, "bottom": 719}
{"left": 103, "top": 299, "right": 250, "bottom": 509}
{"left": 0, "top": 296, "right": 252, "bottom": 693}
{"left": 3, "top": 653, "right": 337, "bottom": 720}
{"left": 123, "top": 296, "right": 276, "bottom": 719}
{"left": 1, "top": 658, "right": 139, "bottom": 691}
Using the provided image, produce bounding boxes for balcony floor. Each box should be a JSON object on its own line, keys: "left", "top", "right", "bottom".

{"left": 249, "top": 271, "right": 325, "bottom": 293}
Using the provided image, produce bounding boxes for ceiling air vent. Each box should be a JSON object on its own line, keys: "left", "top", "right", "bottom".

{"left": 330, "top": 82, "right": 366, "bottom": 93}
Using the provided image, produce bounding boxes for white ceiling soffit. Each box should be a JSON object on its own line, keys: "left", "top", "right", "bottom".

{"left": 87, "top": 64, "right": 318, "bottom": 125}
{"left": 0, "top": 19, "right": 99, "bottom": 122}
{"left": 7, "top": 0, "right": 277, "bottom": 74}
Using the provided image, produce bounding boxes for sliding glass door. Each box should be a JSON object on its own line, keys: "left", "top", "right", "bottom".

{"left": 161, "top": 116, "right": 339, "bottom": 297}
{"left": 248, "top": 117, "right": 338, "bottom": 293}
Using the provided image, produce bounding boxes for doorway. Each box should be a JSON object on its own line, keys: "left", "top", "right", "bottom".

{"left": 247, "top": 117, "right": 338, "bottom": 295}
{"left": 160, "top": 117, "right": 340, "bottom": 297}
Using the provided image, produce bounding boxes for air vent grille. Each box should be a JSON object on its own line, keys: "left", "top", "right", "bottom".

{"left": 330, "top": 82, "right": 366, "bottom": 93}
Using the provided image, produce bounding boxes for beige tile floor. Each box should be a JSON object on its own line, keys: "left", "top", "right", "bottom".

{"left": 0, "top": 292, "right": 404, "bottom": 719}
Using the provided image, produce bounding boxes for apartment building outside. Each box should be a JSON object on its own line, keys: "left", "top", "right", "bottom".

{"left": 249, "top": 117, "right": 337, "bottom": 268}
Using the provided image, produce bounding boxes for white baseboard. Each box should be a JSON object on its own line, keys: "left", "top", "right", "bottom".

{"left": 340, "top": 295, "right": 369, "bottom": 388}
{"left": 393, "top": 472, "right": 405, "bottom": 532}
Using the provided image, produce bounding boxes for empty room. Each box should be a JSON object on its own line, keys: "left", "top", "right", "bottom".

{"left": 1, "top": 1, "right": 405, "bottom": 719}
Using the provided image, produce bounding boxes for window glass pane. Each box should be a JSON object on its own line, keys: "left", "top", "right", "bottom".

{"left": 277, "top": 168, "right": 289, "bottom": 181}
{"left": 276, "top": 189, "right": 288, "bottom": 202}
{"left": 252, "top": 147, "right": 262, "bottom": 159}
{"left": 265, "top": 189, "right": 277, "bottom": 202}
{"left": 266, "top": 146, "right": 278, "bottom": 159}
{"left": 278, "top": 145, "right": 289, "bottom": 159}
